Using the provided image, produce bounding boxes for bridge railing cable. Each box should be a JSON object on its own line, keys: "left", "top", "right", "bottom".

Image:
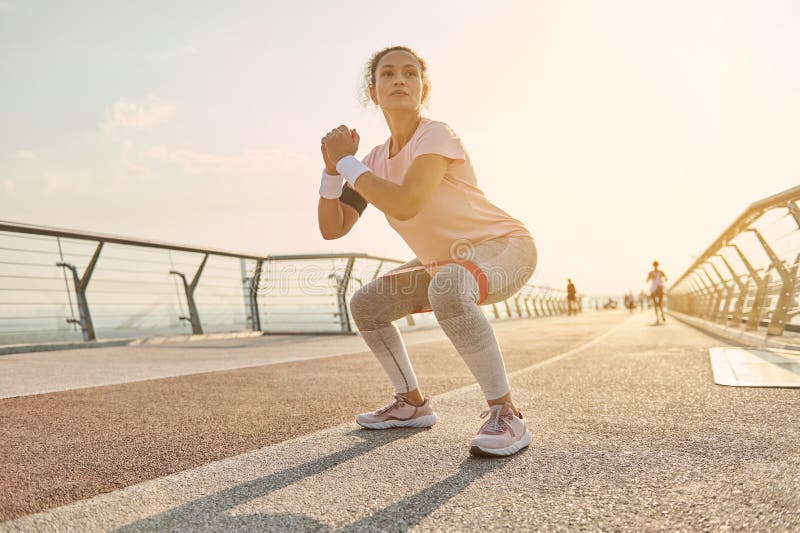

{"left": 0, "top": 221, "right": 572, "bottom": 346}
{"left": 668, "top": 185, "right": 800, "bottom": 336}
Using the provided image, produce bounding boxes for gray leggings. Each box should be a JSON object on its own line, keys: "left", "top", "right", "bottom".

{"left": 349, "top": 236, "right": 537, "bottom": 400}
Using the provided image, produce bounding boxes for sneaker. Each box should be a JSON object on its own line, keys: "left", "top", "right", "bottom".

{"left": 356, "top": 394, "right": 438, "bottom": 429}
{"left": 469, "top": 403, "right": 531, "bottom": 457}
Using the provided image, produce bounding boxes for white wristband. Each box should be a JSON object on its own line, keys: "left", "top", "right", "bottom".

{"left": 319, "top": 170, "right": 343, "bottom": 199}
{"left": 335, "top": 155, "right": 370, "bottom": 186}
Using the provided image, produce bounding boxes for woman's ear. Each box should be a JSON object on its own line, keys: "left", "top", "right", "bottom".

{"left": 369, "top": 85, "right": 378, "bottom": 106}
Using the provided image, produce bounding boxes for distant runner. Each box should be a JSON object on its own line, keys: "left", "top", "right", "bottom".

{"left": 647, "top": 261, "right": 667, "bottom": 324}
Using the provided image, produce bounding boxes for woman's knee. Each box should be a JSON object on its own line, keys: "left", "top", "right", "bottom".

{"left": 428, "top": 265, "right": 478, "bottom": 319}
{"left": 349, "top": 285, "right": 377, "bottom": 327}
{"left": 350, "top": 279, "right": 414, "bottom": 330}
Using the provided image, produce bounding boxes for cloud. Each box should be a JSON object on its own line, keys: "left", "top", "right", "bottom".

{"left": 101, "top": 94, "right": 174, "bottom": 132}
{"left": 113, "top": 140, "right": 310, "bottom": 184}
{"left": 149, "top": 147, "right": 308, "bottom": 176}
{"left": 14, "top": 150, "right": 36, "bottom": 160}
{"left": 121, "top": 141, "right": 153, "bottom": 178}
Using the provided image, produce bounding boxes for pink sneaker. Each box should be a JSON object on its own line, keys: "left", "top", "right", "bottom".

{"left": 469, "top": 403, "right": 532, "bottom": 457}
{"left": 356, "top": 394, "right": 438, "bottom": 429}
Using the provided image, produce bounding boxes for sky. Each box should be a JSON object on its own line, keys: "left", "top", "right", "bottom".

{"left": 1, "top": 0, "right": 798, "bottom": 295}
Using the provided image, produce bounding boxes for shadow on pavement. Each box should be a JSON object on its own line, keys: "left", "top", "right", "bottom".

{"left": 336, "top": 454, "right": 511, "bottom": 532}
{"left": 115, "top": 428, "right": 510, "bottom": 532}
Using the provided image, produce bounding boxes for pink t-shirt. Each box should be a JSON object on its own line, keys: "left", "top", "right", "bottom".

{"left": 362, "top": 117, "right": 531, "bottom": 265}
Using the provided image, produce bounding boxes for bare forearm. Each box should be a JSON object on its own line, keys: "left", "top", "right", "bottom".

{"left": 353, "top": 173, "right": 412, "bottom": 220}
{"left": 318, "top": 197, "right": 344, "bottom": 239}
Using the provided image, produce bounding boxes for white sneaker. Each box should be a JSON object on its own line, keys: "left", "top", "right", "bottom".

{"left": 356, "top": 394, "right": 438, "bottom": 429}
{"left": 469, "top": 403, "right": 531, "bottom": 457}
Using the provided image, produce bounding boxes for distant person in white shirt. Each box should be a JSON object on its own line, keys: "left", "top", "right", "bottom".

{"left": 647, "top": 261, "right": 667, "bottom": 324}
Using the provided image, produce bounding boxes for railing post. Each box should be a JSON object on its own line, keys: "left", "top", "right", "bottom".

{"left": 686, "top": 277, "right": 700, "bottom": 316}
{"left": 513, "top": 294, "right": 524, "bottom": 318}
{"left": 694, "top": 269, "right": 714, "bottom": 319}
{"left": 719, "top": 250, "right": 747, "bottom": 327}
{"left": 371, "top": 260, "right": 384, "bottom": 282}
{"left": 523, "top": 295, "right": 532, "bottom": 317}
{"left": 746, "top": 228, "right": 796, "bottom": 336}
{"left": 57, "top": 241, "right": 103, "bottom": 342}
{"left": 337, "top": 257, "right": 356, "bottom": 333}
{"left": 709, "top": 268, "right": 725, "bottom": 321}
{"left": 787, "top": 200, "right": 800, "bottom": 227}
{"left": 697, "top": 274, "right": 712, "bottom": 316}
{"left": 730, "top": 244, "right": 767, "bottom": 331}
{"left": 170, "top": 253, "right": 208, "bottom": 335}
{"left": 688, "top": 275, "right": 706, "bottom": 317}
{"left": 701, "top": 266, "right": 723, "bottom": 321}
{"left": 708, "top": 260, "right": 734, "bottom": 325}
{"left": 751, "top": 271, "right": 772, "bottom": 332}
{"left": 247, "top": 260, "right": 263, "bottom": 332}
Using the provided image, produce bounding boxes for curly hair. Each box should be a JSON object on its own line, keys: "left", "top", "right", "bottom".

{"left": 359, "top": 45, "right": 430, "bottom": 108}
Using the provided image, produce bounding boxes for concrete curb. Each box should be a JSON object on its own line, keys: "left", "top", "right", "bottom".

{"left": 0, "top": 338, "right": 134, "bottom": 356}
{"left": 668, "top": 311, "right": 800, "bottom": 351}
{"left": 0, "top": 331, "right": 266, "bottom": 356}
{"left": 127, "top": 331, "right": 264, "bottom": 345}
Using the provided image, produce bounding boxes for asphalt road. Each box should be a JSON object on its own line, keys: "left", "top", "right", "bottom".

{"left": 2, "top": 312, "right": 798, "bottom": 531}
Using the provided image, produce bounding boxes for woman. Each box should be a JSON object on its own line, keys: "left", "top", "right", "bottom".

{"left": 318, "top": 46, "right": 537, "bottom": 457}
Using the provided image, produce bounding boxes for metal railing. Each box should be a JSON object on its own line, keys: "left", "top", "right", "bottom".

{"left": 668, "top": 185, "right": 800, "bottom": 336}
{"left": 0, "top": 221, "right": 572, "bottom": 346}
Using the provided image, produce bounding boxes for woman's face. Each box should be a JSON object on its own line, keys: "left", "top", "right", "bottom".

{"left": 370, "top": 50, "right": 428, "bottom": 111}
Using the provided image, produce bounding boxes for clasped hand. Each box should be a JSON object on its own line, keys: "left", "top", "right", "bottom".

{"left": 320, "top": 125, "right": 359, "bottom": 173}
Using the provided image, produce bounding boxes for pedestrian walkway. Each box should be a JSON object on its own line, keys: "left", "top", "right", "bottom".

{"left": 0, "top": 327, "right": 452, "bottom": 399}
{"left": 2, "top": 312, "right": 798, "bottom": 531}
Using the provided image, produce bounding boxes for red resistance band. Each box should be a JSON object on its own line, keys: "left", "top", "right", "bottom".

{"left": 379, "top": 259, "right": 489, "bottom": 313}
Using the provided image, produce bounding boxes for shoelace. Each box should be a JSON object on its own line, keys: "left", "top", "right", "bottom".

{"left": 478, "top": 405, "right": 513, "bottom": 434}
{"left": 375, "top": 394, "right": 407, "bottom": 415}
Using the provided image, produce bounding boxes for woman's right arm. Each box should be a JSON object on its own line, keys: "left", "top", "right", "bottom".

{"left": 317, "top": 138, "right": 362, "bottom": 240}
{"left": 318, "top": 197, "right": 360, "bottom": 240}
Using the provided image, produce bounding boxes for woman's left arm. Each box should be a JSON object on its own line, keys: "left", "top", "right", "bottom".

{"left": 351, "top": 154, "right": 449, "bottom": 220}
{"left": 322, "top": 124, "right": 452, "bottom": 221}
